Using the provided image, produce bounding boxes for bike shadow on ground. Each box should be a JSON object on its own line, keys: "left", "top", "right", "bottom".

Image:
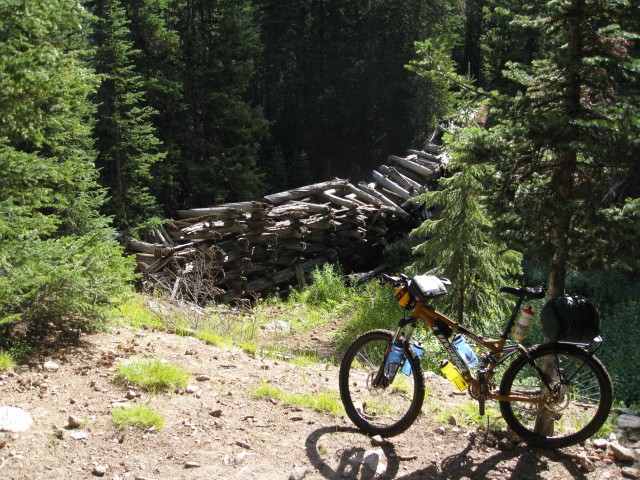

{"left": 305, "top": 426, "right": 589, "bottom": 480}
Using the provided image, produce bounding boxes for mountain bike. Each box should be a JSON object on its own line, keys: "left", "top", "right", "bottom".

{"left": 338, "top": 273, "right": 613, "bottom": 449}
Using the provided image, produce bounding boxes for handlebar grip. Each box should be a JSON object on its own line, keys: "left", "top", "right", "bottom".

{"left": 379, "top": 273, "right": 404, "bottom": 287}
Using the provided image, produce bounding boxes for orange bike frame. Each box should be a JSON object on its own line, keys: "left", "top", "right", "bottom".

{"left": 408, "top": 302, "right": 546, "bottom": 405}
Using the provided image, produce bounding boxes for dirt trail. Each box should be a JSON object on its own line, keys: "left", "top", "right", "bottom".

{"left": 0, "top": 325, "right": 637, "bottom": 480}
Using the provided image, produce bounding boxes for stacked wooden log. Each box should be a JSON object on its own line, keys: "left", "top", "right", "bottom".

{"left": 121, "top": 132, "right": 449, "bottom": 304}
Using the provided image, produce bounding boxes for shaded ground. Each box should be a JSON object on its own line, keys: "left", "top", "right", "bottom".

{"left": 0, "top": 320, "right": 637, "bottom": 480}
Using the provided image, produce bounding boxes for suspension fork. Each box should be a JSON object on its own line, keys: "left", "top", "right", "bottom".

{"left": 372, "top": 317, "right": 417, "bottom": 387}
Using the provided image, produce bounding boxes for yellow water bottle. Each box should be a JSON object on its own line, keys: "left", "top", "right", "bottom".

{"left": 440, "top": 360, "right": 468, "bottom": 391}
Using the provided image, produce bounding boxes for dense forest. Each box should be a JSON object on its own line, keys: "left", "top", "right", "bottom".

{"left": 1, "top": 0, "right": 640, "bottom": 399}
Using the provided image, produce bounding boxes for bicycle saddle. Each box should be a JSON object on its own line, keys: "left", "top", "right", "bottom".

{"left": 499, "top": 286, "right": 546, "bottom": 300}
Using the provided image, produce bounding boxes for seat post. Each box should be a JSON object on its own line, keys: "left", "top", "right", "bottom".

{"left": 500, "top": 297, "right": 523, "bottom": 339}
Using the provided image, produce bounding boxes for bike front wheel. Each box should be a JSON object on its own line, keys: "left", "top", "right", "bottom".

{"left": 499, "top": 343, "right": 613, "bottom": 448}
{"left": 339, "top": 329, "right": 425, "bottom": 437}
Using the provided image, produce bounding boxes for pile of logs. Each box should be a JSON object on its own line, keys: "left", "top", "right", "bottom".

{"left": 120, "top": 127, "right": 449, "bottom": 304}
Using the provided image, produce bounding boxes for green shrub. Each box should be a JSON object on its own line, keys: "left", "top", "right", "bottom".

{"left": 291, "top": 264, "right": 350, "bottom": 310}
{"left": 334, "top": 280, "right": 401, "bottom": 350}
{"left": 0, "top": 234, "right": 136, "bottom": 332}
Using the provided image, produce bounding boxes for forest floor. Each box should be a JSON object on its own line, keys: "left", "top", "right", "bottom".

{"left": 0, "top": 308, "right": 638, "bottom": 480}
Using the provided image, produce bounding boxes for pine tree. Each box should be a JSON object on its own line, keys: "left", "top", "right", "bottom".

{"left": 90, "top": 0, "right": 166, "bottom": 232}
{"left": 485, "top": 0, "right": 640, "bottom": 297}
{"left": 410, "top": 0, "right": 640, "bottom": 298}
{"left": 176, "top": 0, "right": 268, "bottom": 207}
{"left": 410, "top": 126, "right": 522, "bottom": 330}
{"left": 0, "top": 0, "right": 134, "bottom": 331}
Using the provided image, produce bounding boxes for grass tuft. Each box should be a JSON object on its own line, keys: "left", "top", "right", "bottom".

{"left": 112, "top": 404, "right": 164, "bottom": 431}
{"left": 0, "top": 351, "right": 16, "bottom": 372}
{"left": 116, "top": 356, "right": 190, "bottom": 393}
{"left": 253, "top": 381, "right": 343, "bottom": 416}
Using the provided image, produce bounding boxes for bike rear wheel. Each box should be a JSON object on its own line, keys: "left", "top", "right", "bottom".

{"left": 499, "top": 343, "right": 613, "bottom": 448}
{"left": 339, "top": 329, "right": 425, "bottom": 437}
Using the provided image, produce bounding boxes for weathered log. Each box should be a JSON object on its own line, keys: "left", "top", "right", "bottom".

{"left": 407, "top": 148, "right": 441, "bottom": 162}
{"left": 372, "top": 170, "right": 411, "bottom": 200}
{"left": 357, "top": 182, "right": 410, "bottom": 219}
{"left": 320, "top": 189, "right": 360, "bottom": 209}
{"left": 345, "top": 184, "right": 383, "bottom": 208}
{"left": 268, "top": 203, "right": 311, "bottom": 219}
{"left": 175, "top": 201, "right": 268, "bottom": 219}
{"left": 379, "top": 165, "right": 424, "bottom": 194}
{"left": 388, "top": 154, "right": 434, "bottom": 180}
{"left": 263, "top": 179, "right": 350, "bottom": 205}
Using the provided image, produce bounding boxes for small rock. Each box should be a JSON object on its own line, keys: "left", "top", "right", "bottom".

{"left": 610, "top": 442, "right": 637, "bottom": 462}
{"left": 234, "top": 451, "right": 249, "bottom": 465}
{"left": 619, "top": 415, "right": 640, "bottom": 429}
{"left": 184, "top": 461, "right": 200, "bottom": 468}
{"left": 92, "top": 464, "right": 107, "bottom": 476}
{"left": 69, "top": 431, "right": 88, "bottom": 440}
{"left": 447, "top": 415, "right": 457, "bottom": 426}
{"left": 362, "top": 449, "right": 386, "bottom": 475}
{"left": 579, "top": 457, "right": 596, "bottom": 473}
{"left": 125, "top": 390, "right": 138, "bottom": 400}
{"left": 43, "top": 361, "right": 60, "bottom": 372}
{"left": 434, "top": 426, "right": 446, "bottom": 435}
{"left": 261, "top": 320, "right": 291, "bottom": 332}
{"left": 196, "top": 375, "right": 211, "bottom": 382}
{"left": 498, "top": 438, "right": 514, "bottom": 451}
{"left": 186, "top": 385, "right": 199, "bottom": 394}
{"left": 371, "top": 435, "right": 385, "bottom": 446}
{"left": 67, "top": 415, "right": 82, "bottom": 429}
{"left": 209, "top": 409, "right": 222, "bottom": 418}
{"left": 289, "top": 464, "right": 308, "bottom": 480}
{"left": 592, "top": 438, "right": 608, "bottom": 450}
{"left": 622, "top": 467, "right": 640, "bottom": 479}
{"left": 0, "top": 406, "right": 33, "bottom": 433}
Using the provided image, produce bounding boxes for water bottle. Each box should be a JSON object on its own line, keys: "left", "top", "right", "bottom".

{"left": 384, "top": 342, "right": 404, "bottom": 378}
{"left": 452, "top": 335, "right": 478, "bottom": 368}
{"left": 440, "top": 360, "right": 467, "bottom": 391}
{"left": 512, "top": 306, "right": 534, "bottom": 342}
{"left": 401, "top": 342, "right": 424, "bottom": 376}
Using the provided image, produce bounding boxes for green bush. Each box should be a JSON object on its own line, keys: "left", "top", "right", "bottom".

{"left": 291, "top": 264, "right": 350, "bottom": 310}
{"left": 0, "top": 234, "right": 136, "bottom": 332}
{"left": 334, "top": 280, "right": 402, "bottom": 350}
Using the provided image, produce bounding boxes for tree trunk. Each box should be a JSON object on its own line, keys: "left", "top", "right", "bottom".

{"left": 536, "top": 0, "right": 584, "bottom": 438}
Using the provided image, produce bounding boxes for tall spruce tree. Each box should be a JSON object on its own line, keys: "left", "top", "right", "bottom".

{"left": 176, "top": 0, "right": 268, "bottom": 207}
{"left": 410, "top": 0, "right": 640, "bottom": 298}
{"left": 485, "top": 0, "right": 640, "bottom": 297}
{"left": 125, "top": 0, "right": 184, "bottom": 213}
{"left": 90, "top": 0, "right": 166, "bottom": 232}
{"left": 410, "top": 126, "right": 522, "bottom": 330}
{"left": 0, "top": 0, "right": 134, "bottom": 331}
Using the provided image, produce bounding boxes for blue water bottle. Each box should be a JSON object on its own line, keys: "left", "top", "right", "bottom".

{"left": 452, "top": 335, "right": 478, "bottom": 368}
{"left": 384, "top": 343, "right": 404, "bottom": 378}
{"left": 401, "top": 342, "right": 424, "bottom": 376}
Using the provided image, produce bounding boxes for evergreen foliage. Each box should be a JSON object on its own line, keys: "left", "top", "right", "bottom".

{"left": 409, "top": 0, "right": 640, "bottom": 298}
{"left": 90, "top": 0, "right": 166, "bottom": 232}
{"left": 410, "top": 126, "right": 522, "bottom": 329}
{"left": 0, "top": 0, "right": 134, "bottom": 330}
{"left": 175, "top": 0, "right": 268, "bottom": 207}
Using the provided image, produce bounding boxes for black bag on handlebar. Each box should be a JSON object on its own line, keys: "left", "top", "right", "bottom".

{"left": 540, "top": 295, "right": 600, "bottom": 343}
